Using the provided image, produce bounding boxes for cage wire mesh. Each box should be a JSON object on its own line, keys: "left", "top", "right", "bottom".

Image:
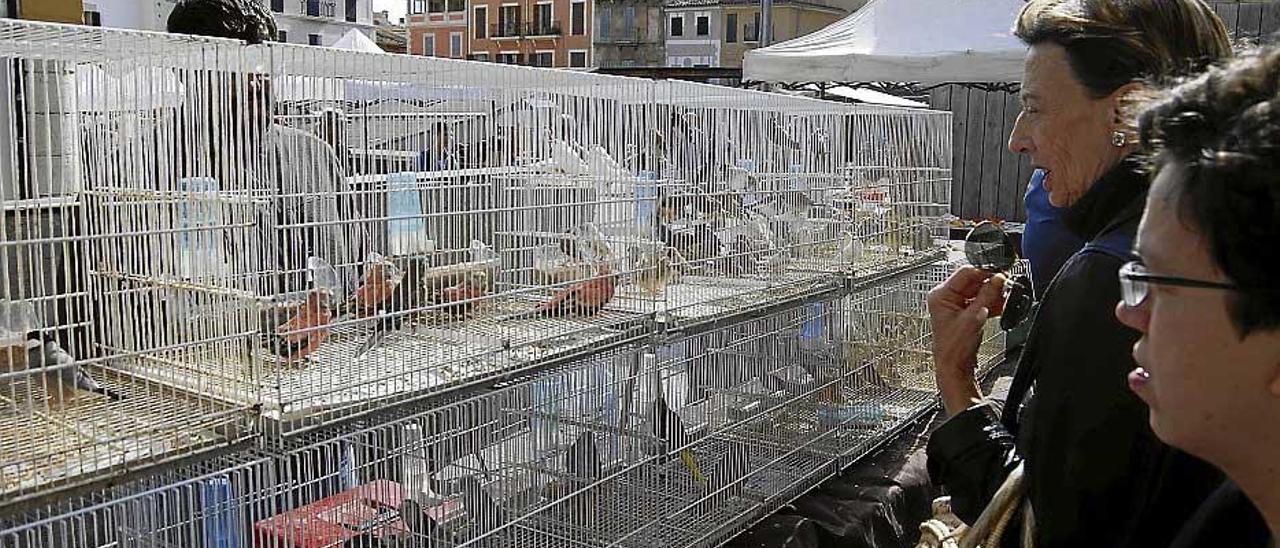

{"left": 0, "top": 259, "right": 1008, "bottom": 548}
{"left": 0, "top": 18, "right": 955, "bottom": 503}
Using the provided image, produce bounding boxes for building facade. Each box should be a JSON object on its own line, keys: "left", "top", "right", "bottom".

{"left": 82, "top": 0, "right": 375, "bottom": 46}
{"left": 592, "top": 0, "right": 664, "bottom": 68}
{"left": 374, "top": 9, "right": 409, "bottom": 53}
{"left": 82, "top": 0, "right": 172, "bottom": 30}
{"left": 467, "top": 0, "right": 593, "bottom": 67}
{"left": 407, "top": 0, "right": 470, "bottom": 58}
{"left": 663, "top": 0, "right": 719, "bottom": 67}
{"left": 267, "top": 0, "right": 376, "bottom": 46}
{"left": 664, "top": 0, "right": 845, "bottom": 68}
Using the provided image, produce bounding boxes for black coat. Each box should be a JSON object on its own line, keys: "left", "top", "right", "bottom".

{"left": 926, "top": 161, "right": 1223, "bottom": 547}
{"left": 1170, "top": 481, "right": 1271, "bottom": 548}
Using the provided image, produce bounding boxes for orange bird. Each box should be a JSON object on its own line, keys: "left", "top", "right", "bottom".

{"left": 341, "top": 255, "right": 402, "bottom": 317}
{"left": 433, "top": 271, "right": 489, "bottom": 317}
{"left": 262, "top": 289, "right": 334, "bottom": 363}
{"left": 505, "top": 268, "right": 617, "bottom": 321}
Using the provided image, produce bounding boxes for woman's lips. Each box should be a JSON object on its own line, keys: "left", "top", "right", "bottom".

{"left": 1128, "top": 367, "right": 1151, "bottom": 392}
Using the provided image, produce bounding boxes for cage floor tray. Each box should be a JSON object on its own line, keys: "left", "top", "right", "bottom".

{"left": 0, "top": 367, "right": 243, "bottom": 499}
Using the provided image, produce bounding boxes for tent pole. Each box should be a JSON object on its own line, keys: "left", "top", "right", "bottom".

{"left": 760, "top": 0, "right": 773, "bottom": 48}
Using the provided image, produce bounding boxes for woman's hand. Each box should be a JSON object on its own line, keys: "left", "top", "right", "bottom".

{"left": 927, "top": 266, "right": 1007, "bottom": 415}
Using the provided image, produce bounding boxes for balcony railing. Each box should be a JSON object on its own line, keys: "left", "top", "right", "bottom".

{"left": 489, "top": 21, "right": 564, "bottom": 38}
{"left": 594, "top": 29, "right": 646, "bottom": 44}
{"left": 528, "top": 21, "right": 563, "bottom": 36}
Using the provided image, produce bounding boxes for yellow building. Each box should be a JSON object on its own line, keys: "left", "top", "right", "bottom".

{"left": 14, "top": 0, "right": 85, "bottom": 23}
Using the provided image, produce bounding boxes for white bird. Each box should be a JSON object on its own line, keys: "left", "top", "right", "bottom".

{"left": 533, "top": 244, "right": 592, "bottom": 284}
{"left": 836, "top": 232, "right": 866, "bottom": 265}
{"left": 550, "top": 139, "right": 588, "bottom": 176}
{"left": 727, "top": 166, "right": 751, "bottom": 193}
{"left": 714, "top": 213, "right": 776, "bottom": 248}
{"left": 585, "top": 145, "right": 631, "bottom": 182}
{"left": 568, "top": 222, "right": 611, "bottom": 263}
{"left": 470, "top": 239, "right": 498, "bottom": 264}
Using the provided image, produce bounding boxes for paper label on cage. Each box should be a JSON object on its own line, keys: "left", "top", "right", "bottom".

{"left": 385, "top": 173, "right": 434, "bottom": 256}
{"left": 177, "top": 177, "right": 231, "bottom": 280}
{"left": 799, "top": 302, "right": 826, "bottom": 345}
{"left": 789, "top": 164, "right": 808, "bottom": 191}
{"left": 634, "top": 174, "right": 657, "bottom": 236}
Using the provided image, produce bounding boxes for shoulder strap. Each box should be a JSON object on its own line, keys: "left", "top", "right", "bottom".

{"left": 1081, "top": 228, "right": 1137, "bottom": 263}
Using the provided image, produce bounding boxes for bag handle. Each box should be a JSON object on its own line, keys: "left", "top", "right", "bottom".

{"left": 959, "top": 462, "right": 1029, "bottom": 548}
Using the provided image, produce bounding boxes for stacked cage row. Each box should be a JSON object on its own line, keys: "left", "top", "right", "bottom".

{"left": 0, "top": 18, "right": 954, "bottom": 502}
{"left": 0, "top": 260, "right": 1005, "bottom": 547}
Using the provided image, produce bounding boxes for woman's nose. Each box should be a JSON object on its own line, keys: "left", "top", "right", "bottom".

{"left": 1007, "top": 112, "right": 1033, "bottom": 154}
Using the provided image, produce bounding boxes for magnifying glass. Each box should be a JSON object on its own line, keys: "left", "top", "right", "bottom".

{"left": 963, "top": 221, "right": 1033, "bottom": 331}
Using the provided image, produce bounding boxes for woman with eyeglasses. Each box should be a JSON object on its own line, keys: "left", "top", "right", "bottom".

{"left": 1111, "top": 48, "right": 1280, "bottom": 548}
{"left": 924, "top": 1, "right": 1233, "bottom": 546}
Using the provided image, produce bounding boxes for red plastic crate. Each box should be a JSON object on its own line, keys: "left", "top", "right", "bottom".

{"left": 253, "top": 480, "right": 415, "bottom": 548}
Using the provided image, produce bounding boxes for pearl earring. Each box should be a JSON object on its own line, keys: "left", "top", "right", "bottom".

{"left": 1111, "top": 131, "right": 1126, "bottom": 147}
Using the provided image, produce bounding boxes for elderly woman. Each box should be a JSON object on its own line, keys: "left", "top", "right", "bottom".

{"left": 925, "top": 1, "right": 1232, "bottom": 546}
{"left": 1115, "top": 48, "right": 1280, "bottom": 548}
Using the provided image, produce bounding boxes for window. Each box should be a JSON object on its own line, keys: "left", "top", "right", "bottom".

{"left": 571, "top": 2, "right": 585, "bottom": 35}
{"left": 532, "top": 51, "right": 553, "bottom": 67}
{"left": 596, "top": 8, "right": 610, "bottom": 39}
{"left": 498, "top": 5, "right": 519, "bottom": 36}
{"left": 695, "top": 15, "right": 708, "bottom": 36}
{"left": 472, "top": 53, "right": 490, "bottom": 62}
{"left": 534, "top": 3, "right": 552, "bottom": 34}
{"left": 497, "top": 52, "right": 519, "bottom": 64}
{"left": 272, "top": 0, "right": 284, "bottom": 12}
{"left": 278, "top": 30, "right": 288, "bottom": 42}
{"left": 725, "top": 13, "right": 737, "bottom": 42}
{"left": 623, "top": 7, "right": 635, "bottom": 34}
{"left": 569, "top": 50, "right": 588, "bottom": 67}
{"left": 411, "top": 0, "right": 424, "bottom": 13}
{"left": 309, "top": 33, "right": 323, "bottom": 45}
{"left": 473, "top": 5, "right": 486, "bottom": 38}
{"left": 447, "top": 0, "right": 465, "bottom": 12}
{"left": 745, "top": 12, "right": 759, "bottom": 41}
{"left": 423, "top": 34, "right": 435, "bottom": 55}
{"left": 450, "top": 32, "right": 463, "bottom": 57}
{"left": 82, "top": 10, "right": 101, "bottom": 26}
{"left": 345, "top": 0, "right": 356, "bottom": 22}
{"left": 302, "top": 0, "right": 335, "bottom": 17}
{"left": 428, "top": 0, "right": 445, "bottom": 13}
{"left": 669, "top": 15, "right": 683, "bottom": 37}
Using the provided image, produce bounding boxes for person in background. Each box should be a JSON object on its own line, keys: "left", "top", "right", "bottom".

{"left": 166, "top": 0, "right": 363, "bottom": 290}
{"left": 1021, "top": 169, "right": 1085, "bottom": 298}
{"left": 1116, "top": 47, "right": 1280, "bottom": 548}
{"left": 925, "top": 1, "right": 1232, "bottom": 546}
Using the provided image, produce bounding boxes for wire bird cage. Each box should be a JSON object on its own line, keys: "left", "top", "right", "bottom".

{"left": 0, "top": 18, "right": 954, "bottom": 501}
{"left": 0, "top": 259, "right": 1001, "bottom": 548}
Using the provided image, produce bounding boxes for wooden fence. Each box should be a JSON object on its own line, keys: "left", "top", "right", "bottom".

{"left": 931, "top": 0, "right": 1280, "bottom": 223}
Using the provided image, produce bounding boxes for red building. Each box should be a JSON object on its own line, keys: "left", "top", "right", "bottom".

{"left": 407, "top": 0, "right": 470, "bottom": 58}
{"left": 469, "top": 0, "right": 592, "bottom": 67}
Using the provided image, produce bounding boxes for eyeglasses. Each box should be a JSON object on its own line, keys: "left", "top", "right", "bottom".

{"left": 1118, "top": 261, "right": 1240, "bottom": 307}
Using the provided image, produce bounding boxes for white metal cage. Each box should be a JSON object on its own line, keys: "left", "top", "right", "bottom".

{"left": 0, "top": 259, "right": 1005, "bottom": 547}
{"left": 0, "top": 18, "right": 953, "bottom": 501}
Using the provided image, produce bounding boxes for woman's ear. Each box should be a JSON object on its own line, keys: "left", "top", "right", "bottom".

{"left": 1111, "top": 81, "right": 1148, "bottom": 127}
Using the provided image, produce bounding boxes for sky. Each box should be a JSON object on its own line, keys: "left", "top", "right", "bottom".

{"left": 373, "top": 0, "right": 408, "bottom": 24}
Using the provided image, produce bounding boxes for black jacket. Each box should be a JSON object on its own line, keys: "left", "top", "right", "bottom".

{"left": 926, "top": 161, "right": 1223, "bottom": 547}
{"left": 1170, "top": 481, "right": 1271, "bottom": 548}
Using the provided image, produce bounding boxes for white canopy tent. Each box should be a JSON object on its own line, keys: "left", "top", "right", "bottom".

{"left": 332, "top": 28, "right": 384, "bottom": 53}
{"left": 744, "top": 0, "right": 1027, "bottom": 84}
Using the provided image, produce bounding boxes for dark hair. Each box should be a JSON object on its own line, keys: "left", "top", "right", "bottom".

{"left": 167, "top": 0, "right": 278, "bottom": 44}
{"left": 1016, "top": 0, "right": 1233, "bottom": 99}
{"left": 1138, "top": 48, "right": 1280, "bottom": 336}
